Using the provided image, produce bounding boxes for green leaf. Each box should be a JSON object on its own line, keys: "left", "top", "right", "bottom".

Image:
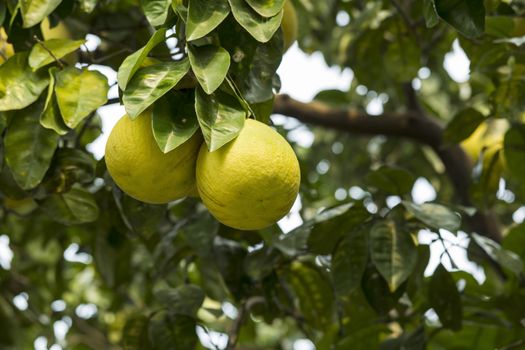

{"left": 20, "top": 0, "right": 62, "bottom": 28}
{"left": 29, "top": 39, "right": 85, "bottom": 70}
{"left": 152, "top": 91, "right": 199, "bottom": 153}
{"left": 444, "top": 108, "right": 485, "bottom": 144}
{"left": 0, "top": 52, "right": 49, "bottom": 111}
{"left": 117, "top": 28, "right": 167, "bottom": 91}
{"left": 228, "top": 0, "right": 283, "bottom": 43}
{"left": 384, "top": 37, "right": 421, "bottom": 82}
{"left": 308, "top": 202, "right": 370, "bottom": 255}
{"left": 148, "top": 313, "right": 198, "bottom": 350}
{"left": 366, "top": 166, "right": 416, "bottom": 196}
{"left": 4, "top": 102, "right": 59, "bottom": 190}
{"left": 245, "top": 0, "right": 284, "bottom": 17}
{"left": 471, "top": 233, "right": 523, "bottom": 277}
{"left": 370, "top": 220, "right": 418, "bottom": 292}
{"left": 40, "top": 67, "right": 69, "bottom": 135}
{"left": 186, "top": 0, "right": 230, "bottom": 41}
{"left": 332, "top": 226, "right": 369, "bottom": 296}
{"left": 122, "top": 315, "right": 151, "bottom": 350}
{"left": 504, "top": 125, "right": 525, "bottom": 185}
{"left": 285, "top": 262, "right": 335, "bottom": 330}
{"left": 403, "top": 201, "right": 461, "bottom": 232}
{"left": 188, "top": 45, "right": 230, "bottom": 94}
{"left": 155, "top": 285, "right": 204, "bottom": 317}
{"left": 422, "top": 0, "right": 439, "bottom": 28}
{"left": 434, "top": 0, "right": 485, "bottom": 38}
{"left": 502, "top": 224, "right": 525, "bottom": 263}
{"left": 195, "top": 87, "right": 246, "bottom": 151}
{"left": 141, "top": 0, "right": 171, "bottom": 27}
{"left": 123, "top": 59, "right": 190, "bottom": 119}
{"left": 40, "top": 185, "right": 100, "bottom": 225}
{"left": 428, "top": 264, "right": 462, "bottom": 330}
{"left": 55, "top": 67, "right": 108, "bottom": 128}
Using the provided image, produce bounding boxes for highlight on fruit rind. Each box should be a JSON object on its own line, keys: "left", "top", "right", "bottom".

{"left": 282, "top": 0, "right": 298, "bottom": 52}
{"left": 196, "top": 119, "right": 301, "bottom": 231}
{"left": 105, "top": 111, "right": 202, "bottom": 204}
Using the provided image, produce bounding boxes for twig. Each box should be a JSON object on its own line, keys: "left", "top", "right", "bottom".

{"left": 226, "top": 297, "right": 265, "bottom": 349}
{"left": 498, "top": 339, "right": 525, "bottom": 350}
{"left": 33, "top": 35, "right": 65, "bottom": 68}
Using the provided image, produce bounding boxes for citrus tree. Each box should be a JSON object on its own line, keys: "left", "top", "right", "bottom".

{"left": 0, "top": 0, "right": 525, "bottom": 349}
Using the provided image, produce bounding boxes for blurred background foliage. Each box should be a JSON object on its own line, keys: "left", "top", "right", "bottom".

{"left": 0, "top": 0, "right": 524, "bottom": 349}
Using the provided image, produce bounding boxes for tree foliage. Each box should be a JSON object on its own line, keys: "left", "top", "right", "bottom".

{"left": 0, "top": 0, "right": 524, "bottom": 349}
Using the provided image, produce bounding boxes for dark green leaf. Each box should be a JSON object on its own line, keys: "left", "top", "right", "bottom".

{"left": 152, "top": 91, "right": 199, "bottom": 153}
{"left": 141, "top": 0, "right": 171, "bottom": 27}
{"left": 55, "top": 67, "right": 108, "bottom": 128}
{"left": 434, "top": 0, "right": 485, "bottom": 38}
{"left": 40, "top": 185, "right": 99, "bottom": 225}
{"left": 29, "top": 38, "right": 85, "bottom": 70}
{"left": 332, "top": 226, "right": 369, "bottom": 296}
{"left": 155, "top": 284, "right": 204, "bottom": 317}
{"left": 245, "top": 0, "right": 284, "bottom": 17}
{"left": 188, "top": 45, "right": 230, "bottom": 94}
{"left": 471, "top": 233, "right": 523, "bottom": 277}
{"left": 366, "top": 166, "right": 416, "bottom": 196}
{"left": 428, "top": 264, "right": 462, "bottom": 330}
{"left": 403, "top": 201, "right": 461, "bottom": 232}
{"left": 0, "top": 52, "right": 49, "bottom": 111}
{"left": 228, "top": 0, "right": 283, "bottom": 43}
{"left": 148, "top": 313, "right": 198, "bottom": 350}
{"left": 195, "top": 87, "right": 246, "bottom": 151}
{"left": 122, "top": 315, "right": 151, "bottom": 350}
{"left": 370, "top": 220, "right": 418, "bottom": 291}
{"left": 186, "top": 0, "right": 230, "bottom": 41}
{"left": 422, "top": 0, "right": 439, "bottom": 28}
{"left": 4, "top": 102, "right": 59, "bottom": 190}
{"left": 504, "top": 125, "right": 525, "bottom": 184}
{"left": 444, "top": 108, "right": 485, "bottom": 144}
{"left": 117, "top": 28, "right": 167, "bottom": 91}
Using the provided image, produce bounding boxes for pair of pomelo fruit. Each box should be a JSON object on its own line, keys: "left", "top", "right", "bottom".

{"left": 105, "top": 112, "right": 301, "bottom": 231}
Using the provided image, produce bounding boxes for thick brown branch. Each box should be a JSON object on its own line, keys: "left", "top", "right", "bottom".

{"left": 273, "top": 94, "right": 502, "bottom": 243}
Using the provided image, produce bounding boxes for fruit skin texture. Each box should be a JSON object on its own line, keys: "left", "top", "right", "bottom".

{"left": 196, "top": 119, "right": 301, "bottom": 230}
{"left": 105, "top": 112, "right": 202, "bottom": 204}
{"left": 282, "top": 1, "right": 298, "bottom": 52}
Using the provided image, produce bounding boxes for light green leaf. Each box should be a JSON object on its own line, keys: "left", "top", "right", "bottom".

{"left": 188, "top": 45, "right": 230, "bottom": 94}
{"left": 123, "top": 59, "right": 190, "bottom": 119}
{"left": 29, "top": 38, "right": 85, "bottom": 70}
{"left": 245, "top": 0, "right": 284, "bottom": 17}
{"left": 370, "top": 220, "right": 418, "bottom": 292}
{"left": 40, "top": 67, "right": 69, "bottom": 135}
{"left": 141, "top": 0, "right": 171, "bottom": 27}
{"left": 186, "top": 0, "right": 230, "bottom": 41}
{"left": 40, "top": 185, "right": 100, "bottom": 225}
{"left": 20, "top": 0, "right": 62, "bottom": 28}
{"left": 403, "top": 201, "right": 462, "bottom": 232}
{"left": 55, "top": 67, "right": 108, "bottom": 128}
{"left": 0, "top": 52, "right": 49, "bottom": 111}
{"left": 117, "top": 28, "right": 167, "bottom": 91}
{"left": 228, "top": 0, "right": 283, "bottom": 42}
{"left": 152, "top": 91, "right": 199, "bottom": 153}
{"left": 332, "top": 226, "right": 369, "bottom": 296}
{"left": 195, "top": 87, "right": 246, "bottom": 152}
{"left": 4, "top": 102, "right": 59, "bottom": 190}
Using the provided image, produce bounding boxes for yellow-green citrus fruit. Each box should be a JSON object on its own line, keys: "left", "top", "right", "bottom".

{"left": 41, "top": 18, "right": 72, "bottom": 40}
{"left": 196, "top": 119, "right": 301, "bottom": 230}
{"left": 461, "top": 119, "right": 508, "bottom": 163}
{"left": 282, "top": 1, "right": 298, "bottom": 52}
{"left": 0, "top": 27, "right": 14, "bottom": 64}
{"left": 105, "top": 112, "right": 202, "bottom": 204}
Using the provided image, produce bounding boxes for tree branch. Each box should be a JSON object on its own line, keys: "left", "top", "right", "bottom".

{"left": 273, "top": 94, "right": 502, "bottom": 243}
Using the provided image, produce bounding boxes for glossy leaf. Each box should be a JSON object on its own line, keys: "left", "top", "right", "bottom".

{"left": 40, "top": 185, "right": 99, "bottom": 225}
{"left": 228, "top": 0, "right": 283, "bottom": 43}
{"left": 141, "top": 0, "right": 171, "bottom": 27}
{"left": 403, "top": 201, "right": 462, "bottom": 232}
{"left": 195, "top": 87, "right": 246, "bottom": 151}
{"left": 245, "top": 0, "right": 284, "bottom": 17}
{"left": 434, "top": 0, "right": 485, "bottom": 38}
{"left": 155, "top": 284, "right": 204, "bottom": 317}
{"left": 117, "top": 28, "right": 167, "bottom": 91}
{"left": 40, "top": 67, "right": 69, "bottom": 135}
{"left": 55, "top": 67, "right": 108, "bottom": 128}
{"left": 20, "top": 0, "right": 62, "bottom": 28}
{"left": 29, "top": 38, "right": 85, "bottom": 70}
{"left": 4, "top": 102, "right": 59, "bottom": 190}
{"left": 152, "top": 91, "right": 199, "bottom": 153}
{"left": 471, "top": 233, "right": 523, "bottom": 277}
{"left": 186, "top": 0, "right": 230, "bottom": 41}
{"left": 0, "top": 52, "right": 49, "bottom": 111}
{"left": 123, "top": 59, "right": 190, "bottom": 119}
{"left": 366, "top": 166, "right": 416, "bottom": 196}
{"left": 428, "top": 264, "right": 462, "bottom": 330}
{"left": 188, "top": 45, "right": 230, "bottom": 94}
{"left": 370, "top": 220, "right": 417, "bottom": 291}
